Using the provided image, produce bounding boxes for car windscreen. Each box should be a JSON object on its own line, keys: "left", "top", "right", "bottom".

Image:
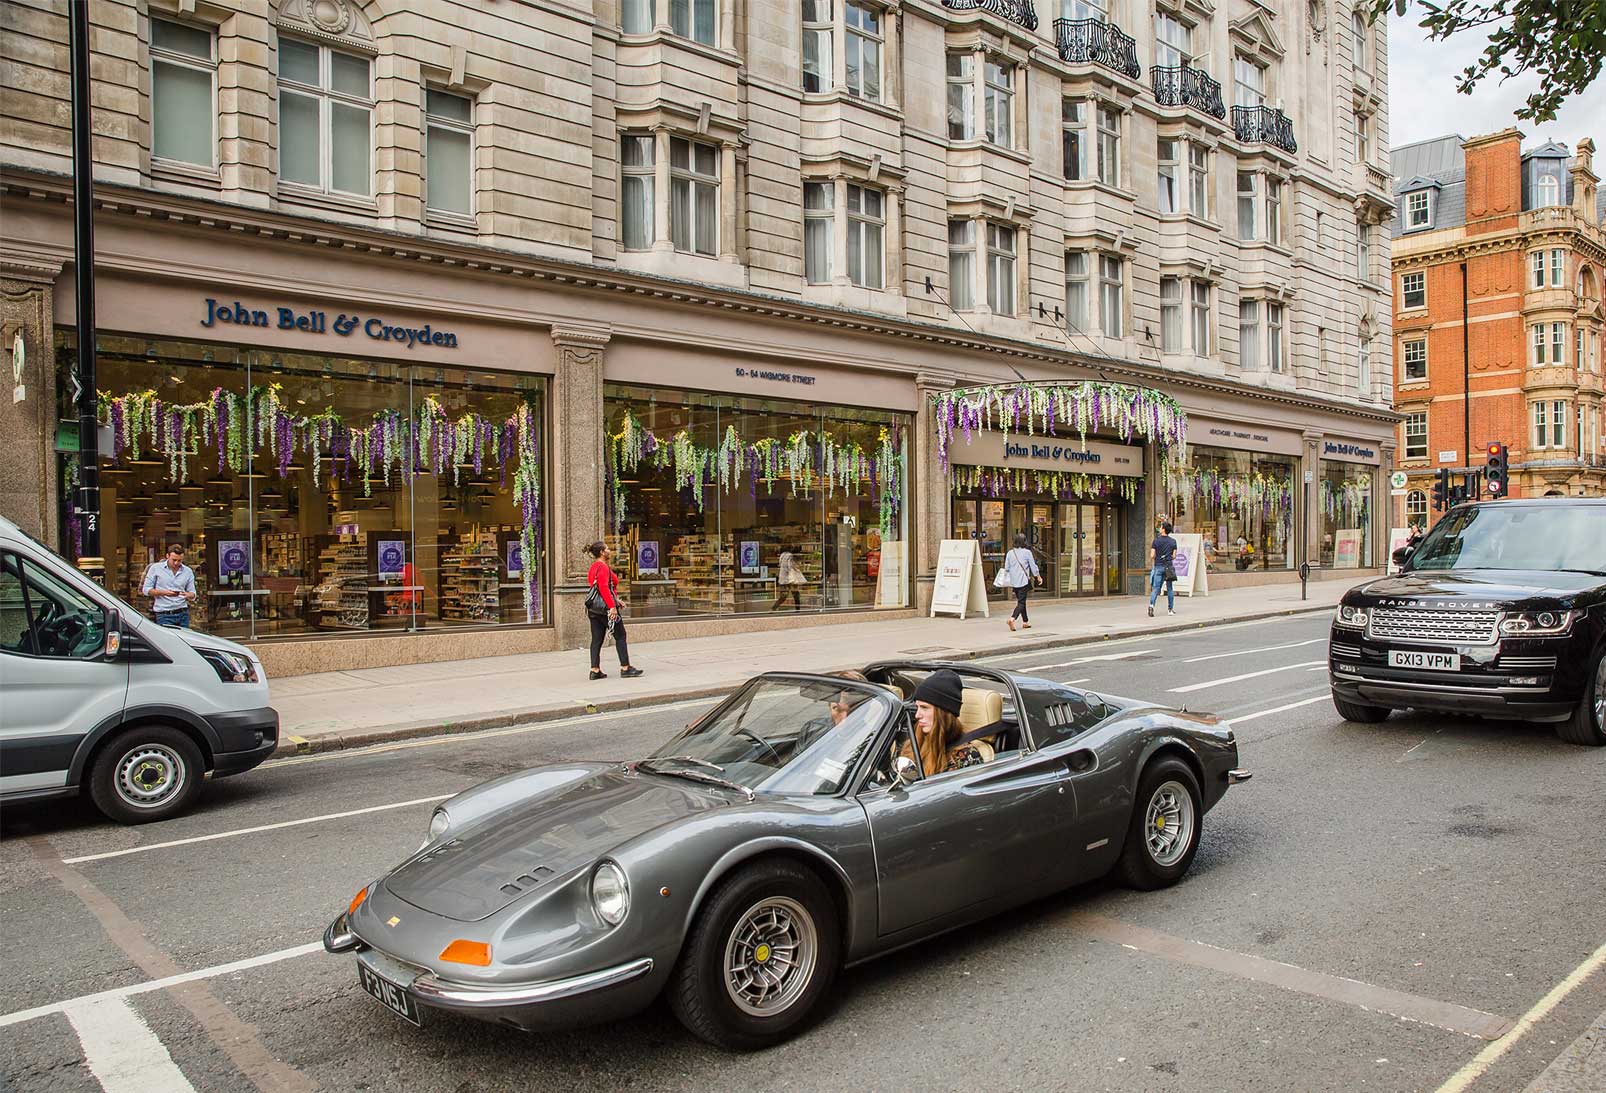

{"left": 647, "top": 677, "right": 895, "bottom": 795}
{"left": 1408, "top": 506, "right": 1606, "bottom": 575}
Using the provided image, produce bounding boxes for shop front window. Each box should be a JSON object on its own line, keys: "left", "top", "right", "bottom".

{"left": 1319, "top": 461, "right": 1373, "bottom": 568}
{"left": 603, "top": 384, "right": 909, "bottom": 617}
{"left": 65, "top": 333, "right": 547, "bottom": 641}
{"left": 1165, "top": 447, "right": 1295, "bottom": 574}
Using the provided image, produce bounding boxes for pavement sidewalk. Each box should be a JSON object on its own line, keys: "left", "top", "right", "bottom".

{"left": 265, "top": 575, "right": 1358, "bottom": 757}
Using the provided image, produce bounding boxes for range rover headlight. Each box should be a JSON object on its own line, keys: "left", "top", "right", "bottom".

{"left": 590, "top": 861, "right": 630, "bottom": 926}
{"left": 1499, "top": 610, "right": 1576, "bottom": 636}
{"left": 1334, "top": 604, "right": 1369, "bottom": 630}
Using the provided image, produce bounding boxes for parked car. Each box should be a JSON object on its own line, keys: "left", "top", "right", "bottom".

{"left": 1330, "top": 497, "right": 1606, "bottom": 745}
{"left": 0, "top": 515, "right": 278, "bottom": 823}
{"left": 323, "top": 662, "right": 1249, "bottom": 1049}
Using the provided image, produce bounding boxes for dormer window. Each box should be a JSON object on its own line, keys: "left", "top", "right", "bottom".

{"left": 1406, "top": 190, "right": 1431, "bottom": 229}
{"left": 1535, "top": 173, "right": 1560, "bottom": 207}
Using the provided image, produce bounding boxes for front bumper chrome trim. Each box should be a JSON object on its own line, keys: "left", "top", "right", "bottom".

{"left": 410, "top": 957, "right": 655, "bottom": 1009}
{"left": 323, "top": 912, "right": 364, "bottom": 954}
{"left": 1226, "top": 768, "right": 1253, "bottom": 784}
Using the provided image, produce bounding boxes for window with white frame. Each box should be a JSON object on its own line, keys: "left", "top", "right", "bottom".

{"left": 946, "top": 54, "right": 974, "bottom": 141}
{"left": 845, "top": 184, "right": 885, "bottom": 290}
{"left": 1579, "top": 405, "right": 1586, "bottom": 459}
{"left": 671, "top": 0, "right": 717, "bottom": 46}
{"left": 1401, "top": 271, "right": 1425, "bottom": 309}
{"left": 1191, "top": 281, "right": 1211, "bottom": 353}
{"left": 620, "top": 135, "right": 655, "bottom": 250}
{"left": 987, "top": 223, "right": 1017, "bottom": 314}
{"left": 1160, "top": 276, "right": 1183, "bottom": 350}
{"left": 1577, "top": 328, "right": 1584, "bottom": 370}
{"left": 1066, "top": 0, "right": 1110, "bottom": 22}
{"left": 845, "top": 3, "right": 883, "bottom": 100}
{"left": 1233, "top": 55, "right": 1266, "bottom": 108}
{"left": 949, "top": 220, "right": 976, "bottom": 310}
{"left": 1098, "top": 254, "right": 1123, "bottom": 336}
{"left": 1236, "top": 171, "right": 1257, "bottom": 238}
{"left": 1531, "top": 250, "right": 1546, "bottom": 288}
{"left": 1406, "top": 488, "right": 1428, "bottom": 525}
{"left": 1357, "top": 220, "right": 1371, "bottom": 280}
{"left": 1549, "top": 248, "right": 1565, "bottom": 287}
{"left": 1239, "top": 299, "right": 1261, "bottom": 370}
{"left": 278, "top": 38, "right": 372, "bottom": 196}
{"left": 1355, "top": 110, "right": 1369, "bottom": 163}
{"left": 802, "top": 1, "right": 832, "bottom": 93}
{"left": 1266, "top": 178, "right": 1283, "bottom": 245}
{"left": 1552, "top": 322, "right": 1567, "bottom": 365}
{"left": 984, "top": 59, "right": 1014, "bottom": 146}
{"left": 1531, "top": 323, "right": 1547, "bottom": 365}
{"left": 1535, "top": 173, "right": 1560, "bottom": 207}
{"left": 1064, "top": 250, "right": 1089, "bottom": 331}
{"left": 1404, "top": 413, "right": 1427, "bottom": 459}
{"left": 803, "top": 181, "right": 833, "bottom": 282}
{"left": 1552, "top": 399, "right": 1567, "bottom": 448}
{"left": 1405, "top": 190, "right": 1431, "bottom": 229}
{"left": 1403, "top": 337, "right": 1427, "bottom": 381}
{"left": 622, "top": 0, "right": 653, "bottom": 34}
{"left": 1158, "top": 138, "right": 1181, "bottom": 214}
{"left": 151, "top": 19, "right": 215, "bottom": 168}
{"left": 1352, "top": 10, "right": 1368, "bottom": 69}
{"left": 669, "top": 136, "right": 718, "bottom": 256}
{"left": 1062, "top": 99, "right": 1088, "bottom": 180}
{"left": 424, "top": 90, "right": 473, "bottom": 217}
{"left": 1358, "top": 334, "right": 1371, "bottom": 391}
{"left": 1268, "top": 303, "right": 1284, "bottom": 372}
{"left": 1532, "top": 401, "right": 1548, "bottom": 448}
{"left": 1155, "top": 12, "right": 1191, "bottom": 69}
{"left": 1096, "top": 105, "right": 1121, "bottom": 186}
{"left": 1188, "top": 143, "right": 1209, "bottom": 215}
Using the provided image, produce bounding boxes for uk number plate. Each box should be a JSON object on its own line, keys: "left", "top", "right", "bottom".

{"left": 358, "top": 962, "right": 422, "bottom": 1027}
{"left": 1388, "top": 650, "right": 1460, "bottom": 671}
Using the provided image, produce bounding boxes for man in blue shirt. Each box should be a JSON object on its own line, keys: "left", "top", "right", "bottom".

{"left": 1148, "top": 521, "right": 1178, "bottom": 618}
{"left": 142, "top": 542, "right": 197, "bottom": 628}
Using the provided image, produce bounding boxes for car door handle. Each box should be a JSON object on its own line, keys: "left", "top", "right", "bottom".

{"left": 1063, "top": 749, "right": 1097, "bottom": 774}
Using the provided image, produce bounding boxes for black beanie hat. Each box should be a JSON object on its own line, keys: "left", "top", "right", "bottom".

{"left": 912, "top": 669, "right": 964, "bottom": 716}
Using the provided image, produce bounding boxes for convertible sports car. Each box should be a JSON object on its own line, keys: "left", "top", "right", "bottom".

{"left": 323, "top": 661, "right": 1251, "bottom": 1049}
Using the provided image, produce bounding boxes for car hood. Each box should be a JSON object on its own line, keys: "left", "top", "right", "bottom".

{"left": 385, "top": 766, "right": 730, "bottom": 922}
{"left": 1355, "top": 570, "right": 1602, "bottom": 605}
{"left": 136, "top": 616, "right": 257, "bottom": 660}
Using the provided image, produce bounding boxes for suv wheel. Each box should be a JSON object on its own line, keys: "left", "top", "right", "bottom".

{"left": 1333, "top": 694, "right": 1392, "bottom": 723}
{"left": 1556, "top": 646, "right": 1606, "bottom": 747}
{"left": 88, "top": 725, "right": 205, "bottom": 824}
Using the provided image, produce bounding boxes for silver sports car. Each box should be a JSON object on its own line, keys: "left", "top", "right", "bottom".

{"left": 323, "top": 661, "right": 1250, "bottom": 1049}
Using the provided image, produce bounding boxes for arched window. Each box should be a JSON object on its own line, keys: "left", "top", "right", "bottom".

{"left": 1405, "top": 489, "right": 1427, "bottom": 528}
{"left": 1351, "top": 11, "right": 1367, "bottom": 69}
{"left": 1535, "top": 173, "right": 1561, "bottom": 207}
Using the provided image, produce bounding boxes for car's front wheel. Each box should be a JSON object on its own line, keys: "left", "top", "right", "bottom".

{"left": 669, "top": 859, "right": 841, "bottom": 1050}
{"left": 87, "top": 725, "right": 204, "bottom": 824}
{"left": 1333, "top": 693, "right": 1392, "bottom": 723}
{"left": 1556, "top": 645, "right": 1606, "bottom": 747}
{"left": 1116, "top": 757, "right": 1203, "bottom": 890}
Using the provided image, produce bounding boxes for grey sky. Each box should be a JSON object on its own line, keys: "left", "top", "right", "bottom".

{"left": 1387, "top": 12, "right": 1606, "bottom": 151}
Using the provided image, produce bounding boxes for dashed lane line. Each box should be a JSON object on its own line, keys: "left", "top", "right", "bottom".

{"left": 1169, "top": 660, "right": 1328, "bottom": 694}
{"left": 1225, "top": 694, "right": 1330, "bottom": 723}
{"left": 1182, "top": 637, "right": 1328, "bottom": 664}
{"left": 1022, "top": 649, "right": 1156, "bottom": 672}
{"left": 64, "top": 996, "right": 197, "bottom": 1093}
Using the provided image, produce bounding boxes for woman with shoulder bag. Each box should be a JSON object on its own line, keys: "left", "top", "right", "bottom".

{"left": 584, "top": 540, "right": 643, "bottom": 680}
{"left": 1001, "top": 533, "right": 1042, "bottom": 632}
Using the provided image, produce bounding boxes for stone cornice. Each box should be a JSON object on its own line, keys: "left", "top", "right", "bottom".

{"left": 0, "top": 165, "right": 1397, "bottom": 427}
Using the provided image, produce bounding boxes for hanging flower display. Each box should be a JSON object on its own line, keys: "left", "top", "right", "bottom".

{"left": 605, "top": 409, "right": 906, "bottom": 536}
{"left": 931, "top": 381, "right": 1189, "bottom": 470}
{"left": 1164, "top": 466, "right": 1294, "bottom": 533}
{"left": 1321, "top": 477, "right": 1371, "bottom": 524}
{"left": 951, "top": 465, "right": 1142, "bottom": 504}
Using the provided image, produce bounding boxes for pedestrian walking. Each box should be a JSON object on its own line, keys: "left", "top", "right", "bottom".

{"left": 584, "top": 540, "right": 643, "bottom": 681}
{"left": 773, "top": 544, "right": 806, "bottom": 610}
{"left": 1002, "top": 533, "right": 1042, "bottom": 632}
{"left": 1148, "top": 520, "right": 1179, "bottom": 617}
{"left": 141, "top": 542, "right": 197, "bottom": 628}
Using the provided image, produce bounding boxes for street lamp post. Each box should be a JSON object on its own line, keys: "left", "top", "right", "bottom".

{"left": 69, "top": 0, "right": 103, "bottom": 582}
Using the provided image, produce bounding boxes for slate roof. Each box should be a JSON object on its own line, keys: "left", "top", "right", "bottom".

{"left": 1522, "top": 139, "right": 1571, "bottom": 160}
{"left": 1390, "top": 135, "right": 1467, "bottom": 238}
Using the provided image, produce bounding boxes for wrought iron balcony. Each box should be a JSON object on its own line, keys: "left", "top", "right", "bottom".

{"left": 1231, "top": 104, "right": 1297, "bottom": 154}
{"left": 1152, "top": 64, "right": 1225, "bottom": 119}
{"left": 1054, "top": 18, "right": 1141, "bottom": 80}
{"left": 942, "top": 0, "right": 1039, "bottom": 31}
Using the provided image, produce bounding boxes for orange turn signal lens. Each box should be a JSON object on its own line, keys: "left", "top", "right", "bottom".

{"left": 348, "top": 886, "right": 369, "bottom": 916}
{"left": 439, "top": 939, "right": 492, "bottom": 967}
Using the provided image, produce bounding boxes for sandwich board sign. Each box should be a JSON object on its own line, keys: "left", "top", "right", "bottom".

{"left": 930, "top": 539, "right": 989, "bottom": 619}
{"left": 1171, "top": 533, "right": 1209, "bottom": 597}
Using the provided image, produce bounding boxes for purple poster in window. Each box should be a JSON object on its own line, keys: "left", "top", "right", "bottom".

{"left": 218, "top": 540, "right": 250, "bottom": 581}
{"left": 506, "top": 541, "right": 523, "bottom": 579}
{"left": 377, "top": 539, "right": 406, "bottom": 578}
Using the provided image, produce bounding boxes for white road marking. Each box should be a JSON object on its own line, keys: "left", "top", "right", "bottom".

{"left": 1183, "top": 638, "right": 1327, "bottom": 664}
{"left": 64, "top": 997, "right": 196, "bottom": 1093}
{"left": 0, "top": 942, "right": 324, "bottom": 1030}
{"left": 1228, "top": 695, "right": 1331, "bottom": 724}
{"left": 1169, "top": 660, "right": 1327, "bottom": 694}
{"left": 1023, "top": 649, "right": 1156, "bottom": 671}
{"left": 977, "top": 612, "right": 1327, "bottom": 667}
{"left": 1435, "top": 939, "right": 1606, "bottom": 1092}
{"left": 62, "top": 795, "right": 452, "bottom": 866}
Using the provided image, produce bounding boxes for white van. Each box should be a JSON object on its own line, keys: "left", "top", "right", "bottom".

{"left": 0, "top": 515, "right": 277, "bottom": 823}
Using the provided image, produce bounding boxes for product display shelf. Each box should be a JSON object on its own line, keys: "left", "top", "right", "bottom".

{"left": 762, "top": 530, "right": 823, "bottom": 610}
{"left": 312, "top": 539, "right": 369, "bottom": 630}
{"left": 440, "top": 531, "right": 501, "bottom": 624}
{"left": 257, "top": 533, "right": 307, "bottom": 630}
{"left": 669, "top": 534, "right": 735, "bottom": 614}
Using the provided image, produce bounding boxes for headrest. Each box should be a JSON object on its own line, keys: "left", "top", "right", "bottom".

{"left": 958, "top": 688, "right": 1004, "bottom": 733}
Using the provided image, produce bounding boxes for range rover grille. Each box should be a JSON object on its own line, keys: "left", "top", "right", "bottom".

{"left": 1367, "top": 607, "right": 1499, "bottom": 644}
{"left": 1329, "top": 643, "right": 1362, "bottom": 659}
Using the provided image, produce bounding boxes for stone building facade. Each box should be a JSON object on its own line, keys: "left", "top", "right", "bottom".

{"left": 1, "top": 0, "right": 1394, "bottom": 675}
{"left": 1389, "top": 129, "right": 1606, "bottom": 531}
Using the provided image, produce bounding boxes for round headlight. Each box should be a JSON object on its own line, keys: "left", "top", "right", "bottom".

{"left": 591, "top": 861, "right": 630, "bottom": 926}
{"left": 1536, "top": 612, "right": 1557, "bottom": 629}
{"left": 428, "top": 808, "right": 451, "bottom": 842}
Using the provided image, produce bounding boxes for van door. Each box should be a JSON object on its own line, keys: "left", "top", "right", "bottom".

{"left": 0, "top": 550, "right": 129, "bottom": 796}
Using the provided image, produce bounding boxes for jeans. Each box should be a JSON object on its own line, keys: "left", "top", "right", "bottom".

{"left": 1148, "top": 566, "right": 1175, "bottom": 611}
{"left": 1010, "top": 584, "right": 1030, "bottom": 622}
{"left": 153, "top": 608, "right": 190, "bottom": 629}
{"left": 589, "top": 612, "right": 630, "bottom": 670}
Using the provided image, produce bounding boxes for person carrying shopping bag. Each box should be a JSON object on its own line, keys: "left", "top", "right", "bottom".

{"left": 1001, "top": 534, "right": 1042, "bottom": 632}
{"left": 584, "top": 540, "right": 643, "bottom": 681}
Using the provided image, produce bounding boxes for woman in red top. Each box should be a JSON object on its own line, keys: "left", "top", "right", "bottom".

{"left": 585, "top": 540, "right": 643, "bottom": 680}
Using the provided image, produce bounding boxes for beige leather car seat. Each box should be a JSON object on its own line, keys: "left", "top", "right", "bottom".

{"left": 957, "top": 687, "right": 1003, "bottom": 762}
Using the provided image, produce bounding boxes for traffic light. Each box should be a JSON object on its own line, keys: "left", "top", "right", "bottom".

{"left": 1432, "top": 467, "right": 1450, "bottom": 512}
{"left": 1485, "top": 442, "right": 1509, "bottom": 497}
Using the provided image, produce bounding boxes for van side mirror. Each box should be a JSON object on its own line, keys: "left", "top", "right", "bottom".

{"left": 103, "top": 608, "right": 122, "bottom": 659}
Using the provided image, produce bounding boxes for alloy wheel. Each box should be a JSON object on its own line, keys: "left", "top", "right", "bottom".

{"left": 722, "top": 896, "right": 818, "bottom": 1018}
{"left": 114, "top": 743, "right": 188, "bottom": 811}
{"left": 1145, "top": 779, "right": 1196, "bottom": 867}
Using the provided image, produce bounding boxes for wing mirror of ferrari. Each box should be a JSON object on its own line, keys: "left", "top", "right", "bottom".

{"left": 892, "top": 755, "right": 919, "bottom": 789}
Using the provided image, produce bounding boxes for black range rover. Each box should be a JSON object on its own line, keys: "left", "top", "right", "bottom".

{"left": 1330, "top": 498, "right": 1606, "bottom": 745}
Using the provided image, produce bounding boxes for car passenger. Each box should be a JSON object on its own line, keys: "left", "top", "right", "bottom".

{"left": 906, "top": 669, "right": 986, "bottom": 775}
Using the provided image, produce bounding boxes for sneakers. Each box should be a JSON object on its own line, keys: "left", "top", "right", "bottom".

{"left": 589, "top": 669, "right": 607, "bottom": 680}
{"left": 1168, "top": 609, "right": 1177, "bottom": 616}
{"left": 621, "top": 667, "right": 644, "bottom": 678}
{"left": 1147, "top": 605, "right": 1154, "bottom": 617}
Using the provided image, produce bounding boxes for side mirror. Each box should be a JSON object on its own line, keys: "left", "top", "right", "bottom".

{"left": 103, "top": 608, "right": 122, "bottom": 659}
{"left": 892, "top": 755, "right": 918, "bottom": 789}
{"left": 1391, "top": 546, "right": 1414, "bottom": 568}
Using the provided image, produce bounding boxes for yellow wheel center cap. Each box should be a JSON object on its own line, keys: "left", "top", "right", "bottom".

{"left": 754, "top": 943, "right": 772, "bottom": 964}
{"left": 1155, "top": 815, "right": 1166, "bottom": 831}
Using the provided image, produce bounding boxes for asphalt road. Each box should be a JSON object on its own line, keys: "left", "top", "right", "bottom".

{"left": 3, "top": 613, "right": 1604, "bottom": 1093}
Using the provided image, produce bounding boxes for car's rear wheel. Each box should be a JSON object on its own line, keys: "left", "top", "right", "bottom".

{"left": 1333, "top": 694, "right": 1392, "bottom": 723}
{"left": 1556, "top": 645, "right": 1606, "bottom": 747}
{"left": 1116, "top": 757, "right": 1203, "bottom": 891}
{"left": 669, "top": 859, "right": 841, "bottom": 1050}
{"left": 88, "top": 725, "right": 204, "bottom": 824}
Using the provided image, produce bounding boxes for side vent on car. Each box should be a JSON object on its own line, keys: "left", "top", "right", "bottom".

{"left": 498, "top": 865, "right": 556, "bottom": 898}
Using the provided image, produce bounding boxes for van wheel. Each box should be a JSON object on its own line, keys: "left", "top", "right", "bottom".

{"left": 88, "top": 726, "right": 204, "bottom": 824}
{"left": 1556, "top": 646, "right": 1606, "bottom": 747}
{"left": 1333, "top": 694, "right": 1392, "bottom": 723}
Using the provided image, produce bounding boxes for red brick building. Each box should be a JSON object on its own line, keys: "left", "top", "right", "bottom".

{"left": 1390, "top": 129, "right": 1606, "bottom": 530}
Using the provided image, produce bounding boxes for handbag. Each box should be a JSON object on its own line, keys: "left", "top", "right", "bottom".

{"left": 1162, "top": 562, "right": 1178, "bottom": 583}
{"left": 993, "top": 562, "right": 1013, "bottom": 589}
{"left": 584, "top": 581, "right": 609, "bottom": 617}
